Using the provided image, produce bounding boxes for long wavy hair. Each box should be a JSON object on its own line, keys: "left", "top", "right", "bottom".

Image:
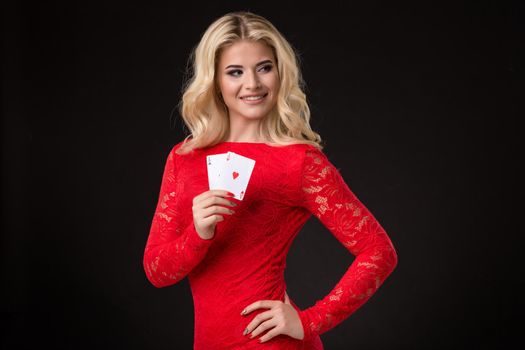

{"left": 175, "top": 11, "right": 323, "bottom": 155}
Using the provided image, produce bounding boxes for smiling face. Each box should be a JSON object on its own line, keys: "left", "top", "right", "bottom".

{"left": 216, "top": 40, "right": 280, "bottom": 123}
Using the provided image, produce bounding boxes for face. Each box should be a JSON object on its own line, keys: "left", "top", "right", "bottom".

{"left": 216, "top": 40, "right": 280, "bottom": 122}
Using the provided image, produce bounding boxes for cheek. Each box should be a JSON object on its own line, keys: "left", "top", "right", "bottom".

{"left": 265, "top": 73, "right": 280, "bottom": 93}
{"left": 220, "top": 78, "right": 239, "bottom": 97}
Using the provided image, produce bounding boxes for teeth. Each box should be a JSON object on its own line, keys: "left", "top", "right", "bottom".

{"left": 242, "top": 94, "right": 265, "bottom": 101}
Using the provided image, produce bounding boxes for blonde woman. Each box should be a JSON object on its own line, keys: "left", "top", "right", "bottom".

{"left": 143, "top": 11, "right": 398, "bottom": 349}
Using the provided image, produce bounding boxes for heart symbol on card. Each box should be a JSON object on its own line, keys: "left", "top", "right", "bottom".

{"left": 232, "top": 171, "right": 239, "bottom": 180}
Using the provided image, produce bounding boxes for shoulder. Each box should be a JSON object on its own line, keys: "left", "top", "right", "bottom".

{"left": 267, "top": 142, "right": 324, "bottom": 167}
{"left": 291, "top": 143, "right": 329, "bottom": 167}
{"left": 280, "top": 144, "right": 331, "bottom": 183}
{"left": 298, "top": 144, "right": 343, "bottom": 182}
{"left": 169, "top": 138, "right": 193, "bottom": 156}
{"left": 163, "top": 139, "right": 189, "bottom": 168}
{"left": 171, "top": 139, "right": 186, "bottom": 153}
{"left": 277, "top": 142, "right": 324, "bottom": 155}
{"left": 268, "top": 143, "right": 329, "bottom": 171}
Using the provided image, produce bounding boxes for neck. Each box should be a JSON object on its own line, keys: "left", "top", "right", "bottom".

{"left": 226, "top": 114, "right": 266, "bottom": 143}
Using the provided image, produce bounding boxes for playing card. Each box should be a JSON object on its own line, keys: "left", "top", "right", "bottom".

{"left": 206, "top": 151, "right": 256, "bottom": 200}
{"left": 206, "top": 152, "right": 228, "bottom": 190}
{"left": 219, "top": 152, "right": 256, "bottom": 200}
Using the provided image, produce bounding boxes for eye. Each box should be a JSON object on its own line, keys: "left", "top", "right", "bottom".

{"left": 227, "top": 69, "right": 242, "bottom": 77}
{"left": 259, "top": 65, "right": 273, "bottom": 73}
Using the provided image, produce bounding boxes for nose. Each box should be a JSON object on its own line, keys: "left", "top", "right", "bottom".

{"left": 244, "top": 69, "right": 261, "bottom": 90}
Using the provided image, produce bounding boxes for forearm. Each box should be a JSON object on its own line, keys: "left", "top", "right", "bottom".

{"left": 298, "top": 236, "right": 398, "bottom": 340}
{"left": 143, "top": 221, "right": 214, "bottom": 288}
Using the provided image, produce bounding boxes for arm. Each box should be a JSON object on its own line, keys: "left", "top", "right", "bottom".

{"left": 143, "top": 143, "right": 214, "bottom": 288}
{"left": 296, "top": 147, "right": 398, "bottom": 340}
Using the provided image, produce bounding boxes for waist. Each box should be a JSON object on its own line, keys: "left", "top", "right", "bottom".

{"left": 193, "top": 308, "right": 323, "bottom": 350}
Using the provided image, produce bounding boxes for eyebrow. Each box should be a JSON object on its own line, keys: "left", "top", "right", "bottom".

{"left": 225, "top": 60, "right": 273, "bottom": 70}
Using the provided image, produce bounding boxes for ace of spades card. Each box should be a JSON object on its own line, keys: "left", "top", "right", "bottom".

{"left": 206, "top": 151, "right": 256, "bottom": 200}
{"left": 206, "top": 152, "right": 229, "bottom": 190}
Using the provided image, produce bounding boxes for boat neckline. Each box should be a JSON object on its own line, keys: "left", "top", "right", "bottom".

{"left": 216, "top": 141, "right": 312, "bottom": 147}
{"left": 220, "top": 141, "right": 271, "bottom": 144}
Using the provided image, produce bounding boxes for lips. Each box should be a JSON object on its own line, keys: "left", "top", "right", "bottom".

{"left": 240, "top": 92, "right": 268, "bottom": 100}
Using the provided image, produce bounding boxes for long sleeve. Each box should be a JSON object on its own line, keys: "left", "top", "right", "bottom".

{"left": 143, "top": 143, "right": 214, "bottom": 288}
{"left": 296, "top": 147, "right": 398, "bottom": 341}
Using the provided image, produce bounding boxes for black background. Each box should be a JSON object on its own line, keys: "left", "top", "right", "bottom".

{"left": 2, "top": 1, "right": 522, "bottom": 349}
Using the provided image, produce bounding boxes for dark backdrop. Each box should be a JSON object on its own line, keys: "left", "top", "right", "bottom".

{"left": 2, "top": 1, "right": 522, "bottom": 349}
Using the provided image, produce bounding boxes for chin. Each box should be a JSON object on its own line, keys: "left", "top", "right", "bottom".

{"left": 248, "top": 110, "right": 272, "bottom": 118}
{"left": 232, "top": 108, "right": 272, "bottom": 120}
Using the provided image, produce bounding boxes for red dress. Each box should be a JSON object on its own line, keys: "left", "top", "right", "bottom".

{"left": 143, "top": 140, "right": 398, "bottom": 349}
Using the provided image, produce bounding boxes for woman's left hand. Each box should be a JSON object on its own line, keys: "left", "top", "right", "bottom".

{"left": 241, "top": 291, "right": 305, "bottom": 342}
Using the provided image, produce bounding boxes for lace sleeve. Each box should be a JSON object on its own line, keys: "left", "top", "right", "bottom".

{"left": 143, "top": 143, "right": 214, "bottom": 288}
{"left": 296, "top": 147, "right": 398, "bottom": 341}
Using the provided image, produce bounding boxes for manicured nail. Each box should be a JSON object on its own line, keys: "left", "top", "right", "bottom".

{"left": 227, "top": 191, "right": 235, "bottom": 197}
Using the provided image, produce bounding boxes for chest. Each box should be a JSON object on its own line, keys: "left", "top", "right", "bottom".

{"left": 175, "top": 149, "right": 301, "bottom": 212}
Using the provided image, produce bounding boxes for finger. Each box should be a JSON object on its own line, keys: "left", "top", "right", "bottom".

{"left": 194, "top": 189, "right": 233, "bottom": 205}
{"left": 201, "top": 204, "right": 234, "bottom": 218}
{"left": 259, "top": 325, "right": 282, "bottom": 343}
{"left": 242, "top": 300, "right": 275, "bottom": 315}
{"left": 194, "top": 196, "right": 234, "bottom": 216}
{"left": 200, "top": 214, "right": 224, "bottom": 227}
{"left": 201, "top": 195, "right": 237, "bottom": 210}
{"left": 195, "top": 205, "right": 228, "bottom": 222}
{"left": 248, "top": 315, "right": 277, "bottom": 338}
{"left": 210, "top": 189, "right": 234, "bottom": 199}
{"left": 243, "top": 310, "right": 275, "bottom": 335}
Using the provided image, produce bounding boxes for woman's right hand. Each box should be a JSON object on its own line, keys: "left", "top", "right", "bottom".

{"left": 192, "top": 189, "right": 237, "bottom": 239}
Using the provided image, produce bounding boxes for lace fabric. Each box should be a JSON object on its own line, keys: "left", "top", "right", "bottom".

{"left": 143, "top": 145, "right": 214, "bottom": 288}
{"left": 142, "top": 141, "right": 398, "bottom": 348}
{"left": 296, "top": 147, "right": 398, "bottom": 341}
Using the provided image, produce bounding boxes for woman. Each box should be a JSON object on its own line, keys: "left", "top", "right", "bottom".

{"left": 143, "top": 11, "right": 398, "bottom": 349}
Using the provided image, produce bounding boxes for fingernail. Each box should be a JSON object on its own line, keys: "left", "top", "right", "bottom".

{"left": 243, "top": 328, "right": 248, "bottom": 335}
{"left": 227, "top": 192, "right": 235, "bottom": 197}
{"left": 241, "top": 309, "right": 246, "bottom": 315}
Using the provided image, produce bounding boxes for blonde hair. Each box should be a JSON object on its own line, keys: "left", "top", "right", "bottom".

{"left": 176, "top": 11, "right": 323, "bottom": 155}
